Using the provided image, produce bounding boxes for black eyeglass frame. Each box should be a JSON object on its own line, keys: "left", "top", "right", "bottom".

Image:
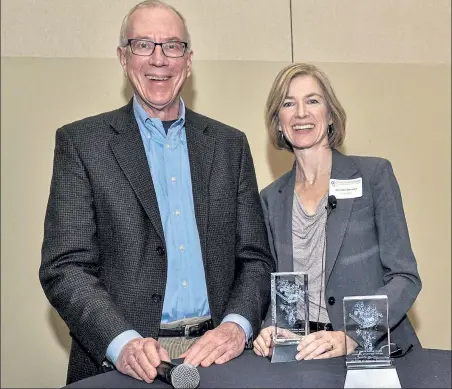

{"left": 125, "top": 39, "right": 189, "bottom": 58}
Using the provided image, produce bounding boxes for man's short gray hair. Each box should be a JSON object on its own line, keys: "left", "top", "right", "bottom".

{"left": 119, "top": 0, "right": 191, "bottom": 48}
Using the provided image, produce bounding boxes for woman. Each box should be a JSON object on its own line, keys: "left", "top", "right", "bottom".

{"left": 253, "top": 63, "right": 421, "bottom": 361}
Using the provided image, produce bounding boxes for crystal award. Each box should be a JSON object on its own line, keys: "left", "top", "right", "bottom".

{"left": 270, "top": 272, "right": 309, "bottom": 363}
{"left": 343, "top": 295, "right": 401, "bottom": 388}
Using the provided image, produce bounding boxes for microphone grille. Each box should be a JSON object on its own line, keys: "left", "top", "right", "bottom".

{"left": 328, "top": 195, "right": 337, "bottom": 209}
{"left": 171, "top": 363, "right": 200, "bottom": 389}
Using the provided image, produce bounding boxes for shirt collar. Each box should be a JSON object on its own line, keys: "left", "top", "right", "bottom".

{"left": 132, "top": 95, "right": 186, "bottom": 141}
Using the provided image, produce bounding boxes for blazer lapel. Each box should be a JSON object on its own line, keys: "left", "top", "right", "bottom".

{"left": 325, "top": 149, "right": 359, "bottom": 285}
{"left": 109, "top": 101, "right": 165, "bottom": 243}
{"left": 274, "top": 165, "right": 296, "bottom": 272}
{"left": 185, "top": 110, "right": 216, "bottom": 265}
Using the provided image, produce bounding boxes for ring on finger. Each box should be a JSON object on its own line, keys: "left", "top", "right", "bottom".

{"left": 326, "top": 339, "right": 334, "bottom": 351}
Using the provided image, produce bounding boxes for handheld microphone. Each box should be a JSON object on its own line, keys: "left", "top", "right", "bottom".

{"left": 156, "top": 361, "right": 200, "bottom": 389}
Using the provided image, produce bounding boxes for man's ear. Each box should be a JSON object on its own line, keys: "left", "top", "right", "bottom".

{"left": 117, "top": 47, "right": 128, "bottom": 76}
{"left": 186, "top": 49, "right": 193, "bottom": 78}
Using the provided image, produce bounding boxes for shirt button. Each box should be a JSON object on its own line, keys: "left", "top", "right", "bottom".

{"left": 179, "top": 245, "right": 184, "bottom": 252}
{"left": 166, "top": 144, "right": 171, "bottom": 149}
{"left": 328, "top": 296, "right": 336, "bottom": 305}
{"left": 182, "top": 281, "right": 188, "bottom": 287}
{"left": 171, "top": 177, "right": 176, "bottom": 183}
{"left": 175, "top": 210, "right": 181, "bottom": 216}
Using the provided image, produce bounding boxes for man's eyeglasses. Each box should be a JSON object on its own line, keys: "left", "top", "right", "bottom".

{"left": 125, "top": 39, "right": 188, "bottom": 58}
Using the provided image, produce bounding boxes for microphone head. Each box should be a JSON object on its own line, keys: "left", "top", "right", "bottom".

{"left": 328, "top": 195, "right": 337, "bottom": 209}
{"left": 171, "top": 363, "right": 200, "bottom": 389}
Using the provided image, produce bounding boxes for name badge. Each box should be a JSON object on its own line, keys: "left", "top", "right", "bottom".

{"left": 329, "top": 178, "right": 362, "bottom": 199}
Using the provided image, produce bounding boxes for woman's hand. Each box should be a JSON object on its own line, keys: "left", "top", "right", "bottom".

{"left": 253, "top": 326, "right": 274, "bottom": 357}
{"left": 296, "top": 330, "right": 358, "bottom": 360}
{"left": 253, "top": 327, "right": 301, "bottom": 357}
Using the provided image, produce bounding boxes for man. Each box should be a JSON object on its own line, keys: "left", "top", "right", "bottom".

{"left": 39, "top": 0, "right": 274, "bottom": 384}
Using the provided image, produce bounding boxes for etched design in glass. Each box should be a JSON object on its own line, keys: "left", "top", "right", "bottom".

{"left": 271, "top": 272, "right": 309, "bottom": 345}
{"left": 343, "top": 295, "right": 391, "bottom": 369}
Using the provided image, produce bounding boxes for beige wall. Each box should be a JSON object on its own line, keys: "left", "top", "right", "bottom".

{"left": 1, "top": 1, "right": 450, "bottom": 387}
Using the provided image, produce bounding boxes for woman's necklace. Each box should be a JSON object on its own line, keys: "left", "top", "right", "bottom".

{"left": 296, "top": 166, "right": 331, "bottom": 186}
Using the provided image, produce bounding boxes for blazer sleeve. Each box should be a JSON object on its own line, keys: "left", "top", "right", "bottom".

{"left": 222, "top": 133, "right": 275, "bottom": 337}
{"left": 371, "top": 159, "right": 422, "bottom": 328}
{"left": 39, "top": 129, "right": 133, "bottom": 365}
{"left": 260, "top": 190, "right": 276, "bottom": 329}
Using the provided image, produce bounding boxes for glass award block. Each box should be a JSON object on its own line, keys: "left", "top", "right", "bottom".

{"left": 270, "top": 272, "right": 309, "bottom": 362}
{"left": 343, "top": 295, "right": 391, "bottom": 369}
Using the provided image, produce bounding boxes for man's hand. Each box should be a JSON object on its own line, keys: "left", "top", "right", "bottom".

{"left": 116, "top": 337, "right": 170, "bottom": 383}
{"left": 180, "top": 322, "right": 245, "bottom": 367}
{"left": 296, "top": 331, "right": 358, "bottom": 360}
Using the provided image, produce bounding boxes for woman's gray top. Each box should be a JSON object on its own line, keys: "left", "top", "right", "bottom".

{"left": 292, "top": 192, "right": 330, "bottom": 324}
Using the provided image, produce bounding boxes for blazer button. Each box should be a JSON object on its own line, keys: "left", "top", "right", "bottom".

{"left": 328, "top": 296, "right": 336, "bottom": 306}
{"left": 151, "top": 294, "right": 161, "bottom": 303}
{"left": 156, "top": 246, "right": 165, "bottom": 256}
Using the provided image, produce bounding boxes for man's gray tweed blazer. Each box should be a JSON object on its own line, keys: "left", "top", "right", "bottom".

{"left": 40, "top": 101, "right": 274, "bottom": 383}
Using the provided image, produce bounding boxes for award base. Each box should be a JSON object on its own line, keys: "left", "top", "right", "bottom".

{"left": 344, "top": 366, "right": 401, "bottom": 388}
{"left": 271, "top": 342, "right": 299, "bottom": 363}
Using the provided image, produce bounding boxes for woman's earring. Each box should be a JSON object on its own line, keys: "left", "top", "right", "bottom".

{"left": 328, "top": 124, "right": 334, "bottom": 136}
{"left": 278, "top": 125, "right": 285, "bottom": 142}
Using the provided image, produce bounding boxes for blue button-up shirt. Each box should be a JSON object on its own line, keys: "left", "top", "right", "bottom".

{"left": 135, "top": 97, "right": 210, "bottom": 321}
{"left": 106, "top": 97, "right": 251, "bottom": 364}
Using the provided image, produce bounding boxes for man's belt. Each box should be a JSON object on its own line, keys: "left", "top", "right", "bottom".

{"left": 158, "top": 319, "right": 214, "bottom": 338}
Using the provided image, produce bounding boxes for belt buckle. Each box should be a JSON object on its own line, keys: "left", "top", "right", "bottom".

{"left": 184, "top": 323, "right": 199, "bottom": 339}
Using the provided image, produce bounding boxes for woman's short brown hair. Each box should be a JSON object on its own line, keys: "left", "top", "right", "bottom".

{"left": 265, "top": 63, "right": 346, "bottom": 152}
